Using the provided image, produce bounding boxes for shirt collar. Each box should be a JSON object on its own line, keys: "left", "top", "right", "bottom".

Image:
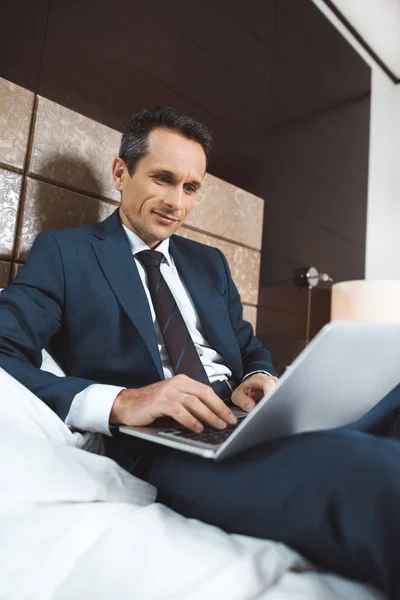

{"left": 122, "top": 224, "right": 172, "bottom": 266}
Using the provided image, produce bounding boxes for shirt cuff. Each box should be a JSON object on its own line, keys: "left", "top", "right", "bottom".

{"left": 242, "top": 370, "right": 273, "bottom": 383}
{"left": 65, "top": 384, "right": 126, "bottom": 436}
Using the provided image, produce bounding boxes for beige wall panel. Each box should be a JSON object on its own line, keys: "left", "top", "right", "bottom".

{"left": 16, "top": 178, "right": 117, "bottom": 260}
{"left": 0, "top": 77, "right": 34, "bottom": 171}
{"left": 0, "top": 168, "right": 22, "bottom": 259}
{"left": 0, "top": 260, "right": 11, "bottom": 287}
{"left": 179, "top": 226, "right": 260, "bottom": 305}
{"left": 186, "top": 173, "right": 264, "bottom": 250}
{"left": 242, "top": 304, "right": 257, "bottom": 333}
{"left": 28, "top": 97, "right": 121, "bottom": 202}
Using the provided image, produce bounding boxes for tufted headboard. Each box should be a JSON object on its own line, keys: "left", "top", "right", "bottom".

{"left": 0, "top": 76, "right": 264, "bottom": 332}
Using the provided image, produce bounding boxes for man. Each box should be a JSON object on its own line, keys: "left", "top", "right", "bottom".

{"left": 1, "top": 106, "right": 400, "bottom": 599}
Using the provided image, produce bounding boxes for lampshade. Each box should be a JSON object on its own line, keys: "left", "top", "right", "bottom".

{"left": 331, "top": 280, "right": 400, "bottom": 323}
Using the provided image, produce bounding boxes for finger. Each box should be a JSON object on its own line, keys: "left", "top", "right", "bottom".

{"left": 231, "top": 376, "right": 277, "bottom": 411}
{"left": 174, "top": 375, "right": 237, "bottom": 425}
{"left": 261, "top": 378, "right": 278, "bottom": 396}
{"left": 183, "top": 395, "right": 229, "bottom": 430}
{"left": 201, "top": 387, "right": 238, "bottom": 425}
{"left": 168, "top": 401, "right": 205, "bottom": 433}
{"left": 243, "top": 374, "right": 277, "bottom": 398}
{"left": 231, "top": 387, "right": 256, "bottom": 412}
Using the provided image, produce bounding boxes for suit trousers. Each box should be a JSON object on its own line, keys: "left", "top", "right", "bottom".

{"left": 111, "top": 385, "right": 400, "bottom": 600}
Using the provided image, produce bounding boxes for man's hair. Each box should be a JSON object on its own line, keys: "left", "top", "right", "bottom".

{"left": 119, "top": 106, "right": 213, "bottom": 175}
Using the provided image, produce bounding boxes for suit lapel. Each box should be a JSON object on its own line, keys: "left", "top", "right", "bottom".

{"left": 170, "top": 237, "right": 242, "bottom": 377}
{"left": 91, "top": 211, "right": 164, "bottom": 378}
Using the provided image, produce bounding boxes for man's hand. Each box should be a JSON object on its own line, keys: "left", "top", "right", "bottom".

{"left": 110, "top": 374, "right": 238, "bottom": 432}
{"left": 231, "top": 373, "right": 278, "bottom": 412}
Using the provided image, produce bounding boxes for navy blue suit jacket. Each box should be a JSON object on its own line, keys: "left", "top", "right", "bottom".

{"left": 0, "top": 210, "right": 276, "bottom": 420}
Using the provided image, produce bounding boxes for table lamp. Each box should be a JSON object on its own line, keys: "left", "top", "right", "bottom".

{"left": 331, "top": 280, "right": 400, "bottom": 323}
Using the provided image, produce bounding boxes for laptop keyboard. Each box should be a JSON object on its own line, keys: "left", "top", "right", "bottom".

{"left": 160, "top": 413, "right": 247, "bottom": 446}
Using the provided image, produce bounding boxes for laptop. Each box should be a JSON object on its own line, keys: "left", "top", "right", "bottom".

{"left": 120, "top": 321, "right": 400, "bottom": 460}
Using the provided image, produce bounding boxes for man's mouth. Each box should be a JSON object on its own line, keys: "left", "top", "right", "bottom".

{"left": 152, "top": 210, "right": 179, "bottom": 223}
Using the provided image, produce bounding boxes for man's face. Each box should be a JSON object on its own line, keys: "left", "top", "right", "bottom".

{"left": 113, "top": 128, "right": 206, "bottom": 248}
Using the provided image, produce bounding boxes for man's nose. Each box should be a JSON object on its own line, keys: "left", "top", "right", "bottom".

{"left": 165, "top": 186, "right": 184, "bottom": 209}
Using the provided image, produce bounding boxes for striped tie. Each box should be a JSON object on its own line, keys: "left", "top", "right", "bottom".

{"left": 136, "top": 250, "right": 210, "bottom": 384}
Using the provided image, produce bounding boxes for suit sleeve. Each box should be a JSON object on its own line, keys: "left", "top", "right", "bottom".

{"left": 215, "top": 248, "right": 278, "bottom": 378}
{"left": 0, "top": 232, "right": 97, "bottom": 420}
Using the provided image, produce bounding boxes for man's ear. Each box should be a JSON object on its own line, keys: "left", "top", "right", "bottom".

{"left": 112, "top": 157, "right": 127, "bottom": 192}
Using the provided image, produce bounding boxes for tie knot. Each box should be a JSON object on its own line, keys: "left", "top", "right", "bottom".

{"left": 136, "top": 250, "right": 163, "bottom": 269}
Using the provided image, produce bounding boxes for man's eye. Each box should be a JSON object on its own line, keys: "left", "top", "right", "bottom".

{"left": 155, "top": 175, "right": 169, "bottom": 183}
{"left": 185, "top": 185, "right": 196, "bottom": 194}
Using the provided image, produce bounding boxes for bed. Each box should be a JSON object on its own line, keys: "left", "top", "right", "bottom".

{"left": 0, "top": 365, "right": 386, "bottom": 600}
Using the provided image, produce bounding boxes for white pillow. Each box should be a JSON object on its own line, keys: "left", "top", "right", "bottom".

{"left": 0, "top": 368, "right": 155, "bottom": 506}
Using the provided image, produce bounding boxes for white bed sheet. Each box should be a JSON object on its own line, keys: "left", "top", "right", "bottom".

{"left": 0, "top": 368, "right": 386, "bottom": 600}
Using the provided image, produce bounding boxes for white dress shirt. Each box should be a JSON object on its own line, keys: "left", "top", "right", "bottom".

{"left": 66, "top": 226, "right": 234, "bottom": 435}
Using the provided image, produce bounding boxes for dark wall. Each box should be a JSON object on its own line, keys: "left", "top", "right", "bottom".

{"left": 0, "top": 0, "right": 371, "bottom": 369}
{"left": 258, "top": 0, "right": 371, "bottom": 370}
